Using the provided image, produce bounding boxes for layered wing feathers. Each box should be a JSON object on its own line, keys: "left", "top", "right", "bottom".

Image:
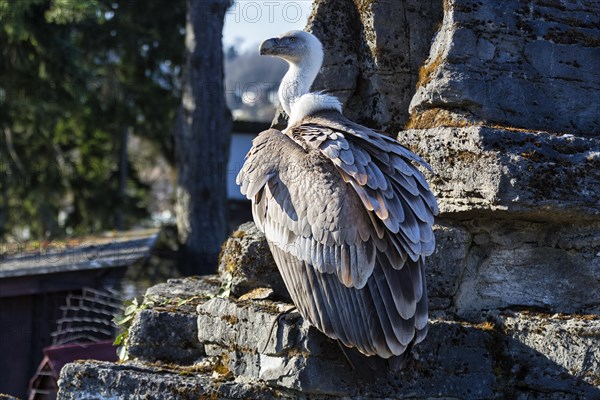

{"left": 296, "top": 112, "right": 437, "bottom": 262}
{"left": 236, "top": 114, "right": 438, "bottom": 358}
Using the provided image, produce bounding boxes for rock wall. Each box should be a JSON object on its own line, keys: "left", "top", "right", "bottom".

{"left": 409, "top": 0, "right": 600, "bottom": 136}
{"left": 274, "top": 0, "right": 444, "bottom": 132}
{"left": 57, "top": 251, "right": 600, "bottom": 399}
{"left": 396, "top": 0, "right": 600, "bottom": 323}
{"left": 310, "top": 0, "right": 444, "bottom": 132}
{"left": 57, "top": 0, "right": 600, "bottom": 399}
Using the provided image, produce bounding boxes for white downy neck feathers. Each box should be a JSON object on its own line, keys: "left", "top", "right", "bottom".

{"left": 259, "top": 30, "right": 342, "bottom": 127}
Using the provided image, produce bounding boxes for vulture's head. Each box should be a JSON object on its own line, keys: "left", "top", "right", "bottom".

{"left": 259, "top": 30, "right": 323, "bottom": 66}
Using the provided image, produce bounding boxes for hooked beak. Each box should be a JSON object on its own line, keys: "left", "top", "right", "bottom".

{"left": 259, "top": 38, "right": 280, "bottom": 55}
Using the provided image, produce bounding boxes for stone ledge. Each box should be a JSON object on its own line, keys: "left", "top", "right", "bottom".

{"left": 497, "top": 310, "right": 600, "bottom": 387}
{"left": 57, "top": 360, "right": 211, "bottom": 399}
{"left": 57, "top": 275, "right": 600, "bottom": 399}
{"left": 196, "top": 295, "right": 501, "bottom": 398}
{"left": 197, "top": 297, "right": 356, "bottom": 395}
{"left": 400, "top": 125, "right": 600, "bottom": 219}
{"left": 196, "top": 290, "right": 600, "bottom": 399}
{"left": 125, "top": 277, "right": 220, "bottom": 364}
{"left": 56, "top": 360, "right": 283, "bottom": 400}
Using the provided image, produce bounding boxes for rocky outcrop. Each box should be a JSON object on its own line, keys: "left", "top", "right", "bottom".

{"left": 408, "top": 0, "right": 600, "bottom": 136}
{"left": 217, "top": 222, "right": 289, "bottom": 299}
{"left": 58, "top": 273, "right": 600, "bottom": 399}
{"left": 396, "top": 0, "right": 600, "bottom": 322}
{"left": 401, "top": 126, "right": 599, "bottom": 218}
{"left": 449, "top": 219, "right": 599, "bottom": 318}
{"left": 310, "top": 0, "right": 444, "bottom": 132}
{"left": 125, "top": 277, "right": 218, "bottom": 364}
{"left": 402, "top": 126, "right": 600, "bottom": 319}
{"left": 198, "top": 296, "right": 356, "bottom": 395}
{"left": 272, "top": 0, "right": 444, "bottom": 132}
{"left": 57, "top": 358, "right": 286, "bottom": 399}
{"left": 57, "top": 220, "right": 600, "bottom": 399}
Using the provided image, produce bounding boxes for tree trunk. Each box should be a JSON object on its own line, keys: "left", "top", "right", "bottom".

{"left": 175, "top": 0, "right": 232, "bottom": 275}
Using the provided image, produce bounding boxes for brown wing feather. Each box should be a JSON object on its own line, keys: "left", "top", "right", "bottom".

{"left": 269, "top": 244, "right": 427, "bottom": 357}
{"left": 237, "top": 119, "right": 436, "bottom": 359}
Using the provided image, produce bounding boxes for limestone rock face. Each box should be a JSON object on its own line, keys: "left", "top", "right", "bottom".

{"left": 126, "top": 277, "right": 219, "bottom": 364}
{"left": 58, "top": 361, "right": 212, "bottom": 400}
{"left": 352, "top": 0, "right": 445, "bottom": 131}
{"left": 218, "top": 222, "right": 289, "bottom": 300}
{"left": 57, "top": 359, "right": 282, "bottom": 400}
{"left": 497, "top": 311, "right": 600, "bottom": 387}
{"left": 451, "top": 219, "right": 600, "bottom": 318}
{"left": 409, "top": 0, "right": 600, "bottom": 136}
{"left": 272, "top": 0, "right": 444, "bottom": 132}
{"left": 400, "top": 126, "right": 600, "bottom": 218}
{"left": 57, "top": 276, "right": 600, "bottom": 399}
{"left": 426, "top": 222, "right": 471, "bottom": 312}
{"left": 197, "top": 297, "right": 357, "bottom": 395}
{"left": 127, "top": 308, "right": 203, "bottom": 364}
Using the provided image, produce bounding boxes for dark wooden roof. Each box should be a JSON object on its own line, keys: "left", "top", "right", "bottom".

{"left": 0, "top": 230, "right": 158, "bottom": 280}
{"left": 0, "top": 230, "right": 158, "bottom": 298}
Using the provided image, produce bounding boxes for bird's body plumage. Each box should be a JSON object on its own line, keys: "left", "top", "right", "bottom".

{"left": 237, "top": 31, "right": 438, "bottom": 372}
{"left": 237, "top": 110, "right": 437, "bottom": 360}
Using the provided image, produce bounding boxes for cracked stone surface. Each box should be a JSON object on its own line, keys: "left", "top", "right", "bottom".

{"left": 218, "top": 222, "right": 290, "bottom": 300}
{"left": 127, "top": 308, "right": 204, "bottom": 364}
{"left": 497, "top": 311, "right": 600, "bottom": 386}
{"left": 409, "top": 0, "right": 600, "bottom": 136}
{"left": 197, "top": 297, "right": 357, "bottom": 395}
{"left": 400, "top": 126, "right": 600, "bottom": 219}
{"left": 57, "top": 276, "right": 600, "bottom": 399}
{"left": 449, "top": 218, "right": 600, "bottom": 319}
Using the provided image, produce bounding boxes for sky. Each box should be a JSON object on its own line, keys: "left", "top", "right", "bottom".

{"left": 223, "top": 0, "right": 313, "bottom": 52}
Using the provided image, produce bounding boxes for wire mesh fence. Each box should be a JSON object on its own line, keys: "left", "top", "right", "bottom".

{"left": 51, "top": 287, "right": 123, "bottom": 346}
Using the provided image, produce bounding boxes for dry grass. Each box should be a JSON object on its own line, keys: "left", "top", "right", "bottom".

{"left": 416, "top": 53, "right": 444, "bottom": 88}
{"left": 476, "top": 321, "right": 496, "bottom": 332}
{"left": 405, "top": 108, "right": 473, "bottom": 129}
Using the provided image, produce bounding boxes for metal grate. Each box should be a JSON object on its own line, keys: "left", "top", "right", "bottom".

{"left": 50, "top": 287, "right": 123, "bottom": 345}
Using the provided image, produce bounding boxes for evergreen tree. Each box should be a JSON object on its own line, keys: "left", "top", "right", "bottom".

{"left": 0, "top": 0, "right": 186, "bottom": 239}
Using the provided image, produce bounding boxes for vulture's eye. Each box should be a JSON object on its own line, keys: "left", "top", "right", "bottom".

{"left": 289, "top": 37, "right": 297, "bottom": 43}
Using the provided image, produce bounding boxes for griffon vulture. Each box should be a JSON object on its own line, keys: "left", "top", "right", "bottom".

{"left": 236, "top": 30, "right": 438, "bottom": 374}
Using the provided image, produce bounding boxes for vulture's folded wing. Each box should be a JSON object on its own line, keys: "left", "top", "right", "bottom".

{"left": 237, "top": 123, "right": 435, "bottom": 358}
{"left": 237, "top": 128, "right": 378, "bottom": 289}
{"left": 295, "top": 111, "right": 438, "bottom": 262}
